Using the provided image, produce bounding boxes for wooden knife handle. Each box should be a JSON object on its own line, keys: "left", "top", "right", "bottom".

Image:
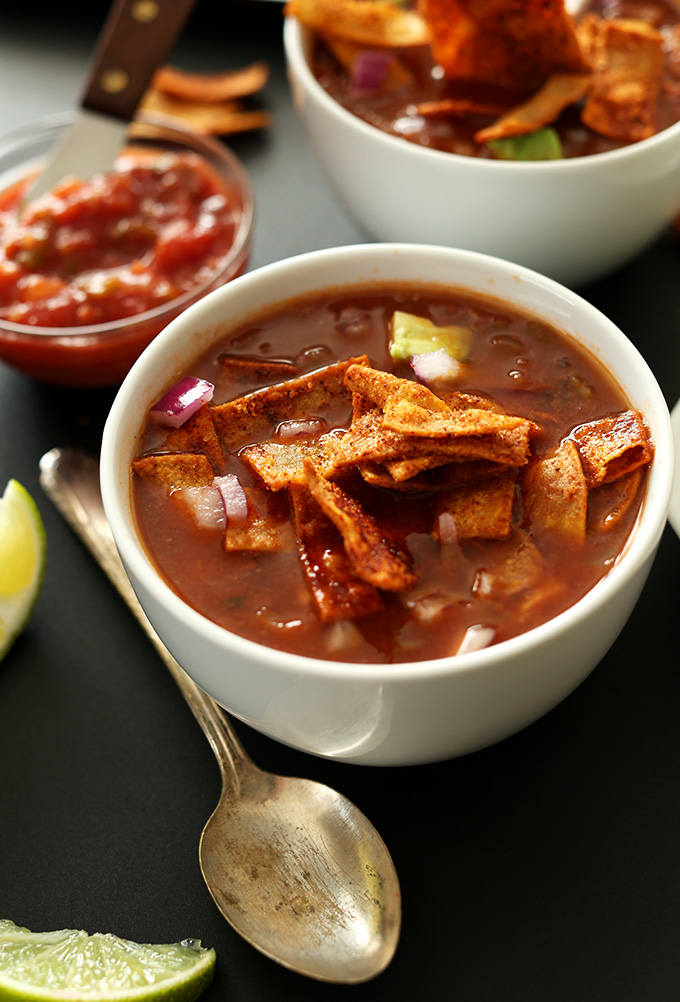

{"left": 81, "top": 0, "right": 198, "bottom": 122}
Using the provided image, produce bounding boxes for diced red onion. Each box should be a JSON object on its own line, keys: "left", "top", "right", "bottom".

{"left": 456, "top": 624, "right": 496, "bottom": 655}
{"left": 178, "top": 484, "right": 226, "bottom": 530}
{"left": 411, "top": 348, "right": 462, "bottom": 387}
{"left": 150, "top": 376, "right": 214, "bottom": 428}
{"left": 437, "top": 511, "right": 459, "bottom": 545}
{"left": 276, "top": 417, "right": 326, "bottom": 441}
{"left": 351, "top": 50, "right": 393, "bottom": 94}
{"left": 215, "top": 474, "right": 248, "bottom": 522}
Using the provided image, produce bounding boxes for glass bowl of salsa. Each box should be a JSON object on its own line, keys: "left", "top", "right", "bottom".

{"left": 0, "top": 112, "right": 254, "bottom": 387}
{"left": 283, "top": 1, "right": 680, "bottom": 288}
{"left": 100, "top": 243, "right": 673, "bottom": 766}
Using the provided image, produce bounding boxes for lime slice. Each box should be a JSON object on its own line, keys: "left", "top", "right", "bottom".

{"left": 0, "top": 481, "right": 46, "bottom": 661}
{"left": 0, "top": 920, "right": 216, "bottom": 1002}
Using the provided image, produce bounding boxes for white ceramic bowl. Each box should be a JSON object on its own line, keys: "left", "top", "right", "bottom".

{"left": 101, "top": 244, "right": 674, "bottom": 766}
{"left": 284, "top": 18, "right": 680, "bottom": 288}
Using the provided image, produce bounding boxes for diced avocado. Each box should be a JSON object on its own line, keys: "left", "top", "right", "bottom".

{"left": 389, "top": 311, "right": 473, "bottom": 361}
{"left": 488, "top": 128, "right": 564, "bottom": 162}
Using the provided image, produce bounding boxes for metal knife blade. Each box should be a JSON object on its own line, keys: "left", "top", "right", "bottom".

{"left": 27, "top": 0, "right": 198, "bottom": 202}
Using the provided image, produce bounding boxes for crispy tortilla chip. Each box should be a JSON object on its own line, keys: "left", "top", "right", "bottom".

{"left": 138, "top": 89, "right": 272, "bottom": 135}
{"left": 522, "top": 438, "right": 588, "bottom": 540}
{"left": 436, "top": 472, "right": 516, "bottom": 540}
{"left": 416, "top": 97, "right": 512, "bottom": 119}
{"left": 224, "top": 487, "right": 293, "bottom": 551}
{"left": 163, "top": 403, "right": 225, "bottom": 470}
{"left": 475, "top": 73, "right": 591, "bottom": 143}
{"left": 472, "top": 529, "right": 547, "bottom": 597}
{"left": 289, "top": 486, "right": 384, "bottom": 620}
{"left": 217, "top": 355, "right": 298, "bottom": 384}
{"left": 382, "top": 397, "right": 530, "bottom": 437}
{"left": 577, "top": 15, "right": 664, "bottom": 140}
{"left": 440, "top": 390, "right": 507, "bottom": 413}
{"left": 339, "top": 409, "right": 533, "bottom": 467}
{"left": 360, "top": 458, "right": 505, "bottom": 490}
{"left": 152, "top": 62, "right": 269, "bottom": 103}
{"left": 304, "top": 461, "right": 417, "bottom": 591}
{"left": 285, "top": 0, "right": 430, "bottom": 46}
{"left": 322, "top": 35, "right": 415, "bottom": 89}
{"left": 345, "top": 364, "right": 449, "bottom": 413}
{"left": 571, "top": 409, "right": 653, "bottom": 488}
{"left": 212, "top": 356, "right": 369, "bottom": 451}
{"left": 240, "top": 434, "right": 349, "bottom": 490}
{"left": 132, "top": 452, "right": 214, "bottom": 488}
{"left": 587, "top": 467, "right": 644, "bottom": 533}
{"left": 421, "top": 0, "right": 588, "bottom": 91}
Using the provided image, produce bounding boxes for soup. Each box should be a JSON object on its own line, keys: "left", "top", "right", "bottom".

{"left": 289, "top": 0, "right": 680, "bottom": 159}
{"left": 131, "top": 283, "right": 652, "bottom": 664}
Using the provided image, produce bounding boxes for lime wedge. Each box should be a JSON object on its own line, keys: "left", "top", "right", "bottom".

{"left": 0, "top": 480, "right": 47, "bottom": 661}
{"left": 0, "top": 920, "right": 216, "bottom": 1002}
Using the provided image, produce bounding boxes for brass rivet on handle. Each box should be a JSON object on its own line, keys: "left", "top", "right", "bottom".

{"left": 132, "top": 0, "right": 160, "bottom": 22}
{"left": 100, "top": 68, "right": 129, "bottom": 94}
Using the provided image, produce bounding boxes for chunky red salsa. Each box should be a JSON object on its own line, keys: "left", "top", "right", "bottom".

{"left": 130, "top": 284, "right": 652, "bottom": 664}
{"left": 0, "top": 150, "right": 239, "bottom": 328}
{"left": 308, "top": 0, "right": 680, "bottom": 158}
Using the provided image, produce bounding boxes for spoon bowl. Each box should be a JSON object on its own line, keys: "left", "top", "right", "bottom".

{"left": 39, "top": 446, "right": 401, "bottom": 984}
{"left": 201, "top": 768, "right": 399, "bottom": 982}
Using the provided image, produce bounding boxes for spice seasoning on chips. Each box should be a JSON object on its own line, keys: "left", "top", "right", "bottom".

{"left": 289, "top": 0, "right": 680, "bottom": 158}
{"left": 130, "top": 283, "right": 654, "bottom": 664}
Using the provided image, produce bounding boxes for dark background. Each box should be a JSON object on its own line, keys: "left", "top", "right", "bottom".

{"left": 1, "top": 2, "right": 680, "bottom": 999}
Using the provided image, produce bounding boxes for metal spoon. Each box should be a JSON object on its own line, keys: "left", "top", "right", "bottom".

{"left": 39, "top": 446, "right": 401, "bottom": 984}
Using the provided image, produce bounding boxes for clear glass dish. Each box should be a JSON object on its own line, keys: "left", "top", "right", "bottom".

{"left": 0, "top": 112, "right": 254, "bottom": 387}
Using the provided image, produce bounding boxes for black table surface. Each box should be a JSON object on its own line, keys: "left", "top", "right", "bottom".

{"left": 1, "top": 3, "right": 680, "bottom": 1000}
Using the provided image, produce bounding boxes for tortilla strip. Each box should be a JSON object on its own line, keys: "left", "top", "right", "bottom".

{"left": 152, "top": 62, "right": 270, "bottom": 103}
{"left": 588, "top": 467, "right": 644, "bottom": 533}
{"left": 338, "top": 409, "right": 533, "bottom": 467}
{"left": 473, "top": 529, "right": 547, "bottom": 598}
{"left": 436, "top": 472, "right": 516, "bottom": 540}
{"left": 240, "top": 434, "right": 349, "bottom": 490}
{"left": 163, "top": 403, "right": 225, "bottom": 470}
{"left": 360, "top": 458, "right": 509, "bottom": 491}
{"left": 522, "top": 439, "right": 587, "bottom": 540}
{"left": 576, "top": 15, "right": 664, "bottom": 141}
{"left": 322, "top": 35, "right": 415, "bottom": 89}
{"left": 289, "top": 486, "right": 384, "bottom": 621}
{"left": 382, "top": 397, "right": 530, "bottom": 437}
{"left": 571, "top": 409, "right": 653, "bottom": 488}
{"left": 345, "top": 364, "right": 450, "bottom": 413}
{"left": 441, "top": 390, "right": 507, "bottom": 413}
{"left": 421, "top": 0, "right": 588, "bottom": 91}
{"left": 416, "top": 97, "right": 512, "bottom": 119}
{"left": 224, "top": 488, "right": 292, "bottom": 551}
{"left": 212, "top": 356, "right": 369, "bottom": 450}
{"left": 138, "top": 89, "right": 272, "bottom": 135}
{"left": 475, "top": 73, "right": 591, "bottom": 143}
{"left": 132, "top": 451, "right": 214, "bottom": 488}
{"left": 304, "top": 461, "right": 417, "bottom": 591}
{"left": 284, "top": 0, "right": 430, "bottom": 47}
{"left": 217, "top": 355, "right": 298, "bottom": 384}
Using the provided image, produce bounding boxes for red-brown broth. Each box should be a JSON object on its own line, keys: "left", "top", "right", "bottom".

{"left": 132, "top": 284, "right": 648, "bottom": 663}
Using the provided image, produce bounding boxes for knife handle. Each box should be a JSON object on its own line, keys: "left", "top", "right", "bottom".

{"left": 81, "top": 0, "right": 199, "bottom": 122}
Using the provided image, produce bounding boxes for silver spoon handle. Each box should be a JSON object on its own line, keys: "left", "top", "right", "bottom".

{"left": 39, "top": 447, "right": 249, "bottom": 790}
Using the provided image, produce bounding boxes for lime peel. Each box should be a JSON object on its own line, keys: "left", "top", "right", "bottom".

{"left": 0, "top": 480, "right": 46, "bottom": 661}
{"left": 0, "top": 921, "right": 216, "bottom": 1002}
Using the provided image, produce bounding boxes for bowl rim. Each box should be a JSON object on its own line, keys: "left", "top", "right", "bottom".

{"left": 0, "top": 111, "right": 254, "bottom": 340}
{"left": 101, "top": 242, "right": 674, "bottom": 684}
{"left": 283, "top": 15, "right": 680, "bottom": 171}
